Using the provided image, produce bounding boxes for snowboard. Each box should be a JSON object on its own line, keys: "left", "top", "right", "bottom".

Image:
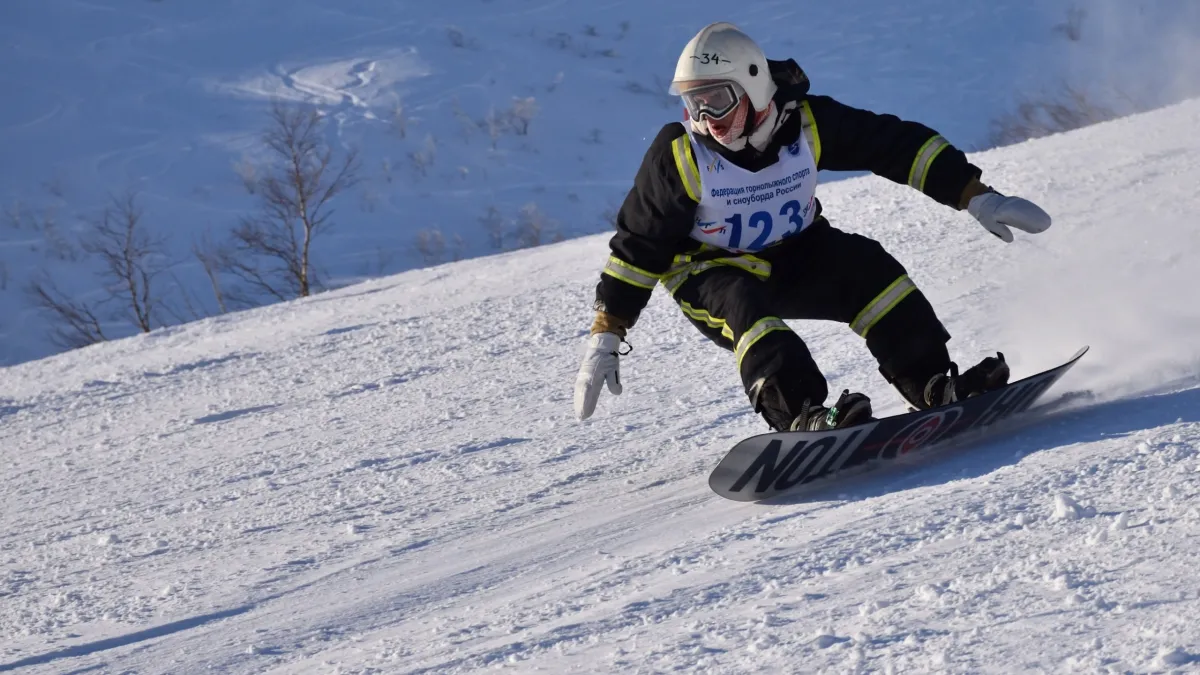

{"left": 709, "top": 346, "right": 1089, "bottom": 502}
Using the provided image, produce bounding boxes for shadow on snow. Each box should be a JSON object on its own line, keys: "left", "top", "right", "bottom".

{"left": 0, "top": 606, "right": 255, "bottom": 672}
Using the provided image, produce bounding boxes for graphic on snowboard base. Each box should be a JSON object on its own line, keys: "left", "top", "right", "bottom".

{"left": 709, "top": 347, "right": 1089, "bottom": 502}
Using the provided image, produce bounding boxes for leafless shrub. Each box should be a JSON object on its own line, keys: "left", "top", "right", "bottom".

{"left": 480, "top": 206, "right": 506, "bottom": 250}
{"left": 624, "top": 75, "right": 677, "bottom": 109}
{"left": 381, "top": 157, "right": 393, "bottom": 184}
{"left": 584, "top": 128, "right": 603, "bottom": 144}
{"left": 413, "top": 228, "right": 446, "bottom": 264}
{"left": 4, "top": 200, "right": 80, "bottom": 261}
{"left": 408, "top": 134, "right": 437, "bottom": 177}
{"left": 1, "top": 200, "right": 24, "bottom": 231}
{"left": 617, "top": 20, "right": 631, "bottom": 39}
{"left": 483, "top": 107, "right": 506, "bottom": 150}
{"left": 547, "top": 71, "right": 565, "bottom": 93}
{"left": 389, "top": 100, "right": 409, "bottom": 139}
{"left": 514, "top": 202, "right": 558, "bottom": 248}
{"left": 359, "top": 189, "right": 380, "bottom": 214}
{"left": 582, "top": 25, "right": 599, "bottom": 37}
{"left": 597, "top": 48, "right": 618, "bottom": 58}
{"left": 81, "top": 191, "right": 170, "bottom": 333}
{"left": 192, "top": 230, "right": 232, "bottom": 314}
{"left": 233, "top": 155, "right": 258, "bottom": 194}
{"left": 447, "top": 26, "right": 468, "bottom": 48}
{"left": 42, "top": 173, "right": 67, "bottom": 199}
{"left": 227, "top": 101, "right": 361, "bottom": 301}
{"left": 548, "top": 32, "right": 573, "bottom": 50}
{"left": 366, "top": 246, "right": 398, "bottom": 276}
{"left": 451, "top": 98, "right": 476, "bottom": 140}
{"left": 988, "top": 83, "right": 1125, "bottom": 147}
{"left": 161, "top": 270, "right": 210, "bottom": 325}
{"left": 509, "top": 97, "right": 538, "bottom": 135}
{"left": 0, "top": 261, "right": 8, "bottom": 291}
{"left": 601, "top": 202, "right": 621, "bottom": 230}
{"left": 41, "top": 220, "right": 80, "bottom": 262}
{"left": 450, "top": 233, "right": 466, "bottom": 261}
{"left": 1053, "top": 5, "right": 1087, "bottom": 42}
{"left": 27, "top": 273, "right": 107, "bottom": 349}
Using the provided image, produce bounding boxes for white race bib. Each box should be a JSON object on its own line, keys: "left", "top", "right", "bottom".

{"left": 688, "top": 133, "right": 819, "bottom": 253}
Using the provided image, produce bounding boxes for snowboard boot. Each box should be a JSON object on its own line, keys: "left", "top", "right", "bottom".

{"left": 789, "top": 390, "right": 874, "bottom": 431}
{"left": 908, "top": 353, "right": 1010, "bottom": 409}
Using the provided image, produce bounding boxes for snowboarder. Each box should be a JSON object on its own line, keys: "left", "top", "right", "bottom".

{"left": 573, "top": 22, "right": 1052, "bottom": 432}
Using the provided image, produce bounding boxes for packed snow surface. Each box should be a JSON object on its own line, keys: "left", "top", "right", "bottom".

{"left": 3, "top": 95, "right": 1200, "bottom": 672}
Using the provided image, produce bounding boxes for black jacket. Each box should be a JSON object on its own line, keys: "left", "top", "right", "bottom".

{"left": 595, "top": 59, "right": 982, "bottom": 327}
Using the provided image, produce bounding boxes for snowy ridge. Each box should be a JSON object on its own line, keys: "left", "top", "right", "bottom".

{"left": 2, "top": 98, "right": 1200, "bottom": 672}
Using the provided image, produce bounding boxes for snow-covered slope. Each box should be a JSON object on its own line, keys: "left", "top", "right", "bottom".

{"left": 3, "top": 0, "right": 1200, "bottom": 366}
{"left": 3, "top": 99, "right": 1200, "bottom": 674}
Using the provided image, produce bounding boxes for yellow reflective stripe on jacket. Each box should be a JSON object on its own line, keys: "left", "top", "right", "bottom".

{"left": 735, "top": 317, "right": 790, "bottom": 368}
{"left": 799, "top": 100, "right": 822, "bottom": 166}
{"left": 907, "top": 135, "right": 950, "bottom": 193}
{"left": 678, "top": 301, "right": 735, "bottom": 341}
{"left": 602, "top": 256, "right": 661, "bottom": 290}
{"left": 661, "top": 254, "right": 772, "bottom": 296}
{"left": 850, "top": 275, "right": 916, "bottom": 337}
{"left": 671, "top": 136, "right": 703, "bottom": 203}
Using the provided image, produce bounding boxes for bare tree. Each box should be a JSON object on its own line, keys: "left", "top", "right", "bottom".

{"left": 228, "top": 101, "right": 361, "bottom": 301}
{"left": 81, "top": 191, "right": 169, "bottom": 333}
{"left": 26, "top": 273, "right": 106, "bottom": 349}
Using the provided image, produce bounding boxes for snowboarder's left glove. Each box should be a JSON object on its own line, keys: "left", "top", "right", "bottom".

{"left": 967, "top": 190, "right": 1052, "bottom": 243}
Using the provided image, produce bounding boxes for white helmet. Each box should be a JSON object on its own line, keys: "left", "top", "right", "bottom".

{"left": 669, "top": 22, "right": 776, "bottom": 112}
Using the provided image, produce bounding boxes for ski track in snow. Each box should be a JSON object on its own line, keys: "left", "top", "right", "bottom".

{"left": 2, "top": 98, "right": 1200, "bottom": 672}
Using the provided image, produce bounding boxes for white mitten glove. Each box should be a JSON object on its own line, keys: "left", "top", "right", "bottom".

{"left": 574, "top": 332, "right": 624, "bottom": 420}
{"left": 967, "top": 191, "right": 1052, "bottom": 243}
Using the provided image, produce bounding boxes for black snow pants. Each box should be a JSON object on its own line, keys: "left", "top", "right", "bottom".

{"left": 671, "top": 221, "right": 952, "bottom": 431}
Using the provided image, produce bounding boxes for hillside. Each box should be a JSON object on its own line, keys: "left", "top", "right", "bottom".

{"left": 3, "top": 0, "right": 1199, "bottom": 365}
{"left": 3, "top": 96, "right": 1200, "bottom": 672}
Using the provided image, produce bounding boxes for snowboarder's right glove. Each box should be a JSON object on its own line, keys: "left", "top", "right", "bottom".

{"left": 574, "top": 332, "right": 625, "bottom": 420}
{"left": 966, "top": 188, "right": 1052, "bottom": 243}
{"left": 573, "top": 311, "right": 629, "bottom": 420}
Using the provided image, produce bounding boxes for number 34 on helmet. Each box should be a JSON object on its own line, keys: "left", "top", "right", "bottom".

{"left": 668, "top": 22, "right": 778, "bottom": 119}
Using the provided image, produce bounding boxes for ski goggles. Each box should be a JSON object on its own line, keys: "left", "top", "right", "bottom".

{"left": 678, "top": 80, "right": 744, "bottom": 122}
